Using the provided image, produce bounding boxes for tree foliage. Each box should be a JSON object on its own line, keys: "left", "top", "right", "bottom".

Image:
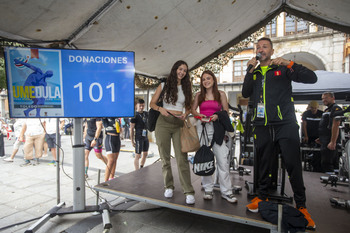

{"left": 0, "top": 40, "right": 26, "bottom": 90}
{"left": 0, "top": 59, "right": 6, "bottom": 90}
{"left": 134, "top": 29, "right": 264, "bottom": 90}
{"left": 190, "top": 29, "right": 264, "bottom": 81}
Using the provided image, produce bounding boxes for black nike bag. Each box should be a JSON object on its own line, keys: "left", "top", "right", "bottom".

{"left": 192, "top": 123, "right": 215, "bottom": 176}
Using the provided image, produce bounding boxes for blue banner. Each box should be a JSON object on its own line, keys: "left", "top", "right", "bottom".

{"left": 4, "top": 47, "right": 135, "bottom": 118}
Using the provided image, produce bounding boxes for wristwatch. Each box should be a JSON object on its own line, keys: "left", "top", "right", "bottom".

{"left": 94, "top": 138, "right": 98, "bottom": 141}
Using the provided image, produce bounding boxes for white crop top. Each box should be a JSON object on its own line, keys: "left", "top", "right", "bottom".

{"left": 161, "top": 83, "right": 185, "bottom": 112}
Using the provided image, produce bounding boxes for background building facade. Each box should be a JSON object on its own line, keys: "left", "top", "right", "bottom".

{"left": 217, "top": 13, "right": 350, "bottom": 108}
{"left": 133, "top": 13, "right": 350, "bottom": 111}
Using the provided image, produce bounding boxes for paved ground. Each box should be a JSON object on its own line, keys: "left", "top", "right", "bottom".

{"left": 0, "top": 134, "right": 268, "bottom": 233}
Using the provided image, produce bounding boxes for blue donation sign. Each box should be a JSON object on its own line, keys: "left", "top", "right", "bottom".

{"left": 4, "top": 47, "right": 135, "bottom": 118}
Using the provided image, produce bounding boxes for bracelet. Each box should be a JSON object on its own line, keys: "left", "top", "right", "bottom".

{"left": 287, "top": 60, "right": 294, "bottom": 69}
{"left": 94, "top": 138, "right": 98, "bottom": 141}
{"left": 157, "top": 106, "right": 161, "bottom": 111}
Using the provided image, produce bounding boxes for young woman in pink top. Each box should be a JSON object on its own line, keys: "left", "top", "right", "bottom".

{"left": 192, "top": 70, "right": 237, "bottom": 203}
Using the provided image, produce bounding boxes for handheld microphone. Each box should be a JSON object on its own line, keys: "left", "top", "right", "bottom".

{"left": 246, "top": 53, "right": 262, "bottom": 72}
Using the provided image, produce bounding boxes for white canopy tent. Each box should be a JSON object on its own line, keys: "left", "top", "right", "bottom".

{"left": 0, "top": 2, "right": 349, "bottom": 230}
{"left": 292, "top": 70, "right": 350, "bottom": 103}
{"left": 1, "top": 0, "right": 350, "bottom": 77}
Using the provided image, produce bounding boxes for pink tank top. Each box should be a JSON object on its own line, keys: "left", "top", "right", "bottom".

{"left": 199, "top": 100, "right": 222, "bottom": 117}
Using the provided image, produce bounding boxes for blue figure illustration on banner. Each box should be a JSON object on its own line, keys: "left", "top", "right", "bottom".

{"left": 6, "top": 48, "right": 64, "bottom": 117}
{"left": 13, "top": 58, "right": 53, "bottom": 117}
{"left": 5, "top": 47, "right": 135, "bottom": 118}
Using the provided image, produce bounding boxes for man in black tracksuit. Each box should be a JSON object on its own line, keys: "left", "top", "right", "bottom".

{"left": 316, "top": 92, "right": 342, "bottom": 172}
{"left": 242, "top": 37, "right": 317, "bottom": 229}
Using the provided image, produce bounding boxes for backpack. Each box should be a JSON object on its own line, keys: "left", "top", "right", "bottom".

{"left": 192, "top": 123, "right": 215, "bottom": 176}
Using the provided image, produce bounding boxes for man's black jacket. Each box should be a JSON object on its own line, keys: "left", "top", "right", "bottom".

{"left": 242, "top": 63, "right": 317, "bottom": 126}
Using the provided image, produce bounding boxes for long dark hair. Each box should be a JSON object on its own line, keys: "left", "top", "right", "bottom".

{"left": 163, "top": 60, "right": 192, "bottom": 110}
{"left": 198, "top": 70, "right": 221, "bottom": 106}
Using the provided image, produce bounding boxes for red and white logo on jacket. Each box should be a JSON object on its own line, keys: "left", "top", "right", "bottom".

{"left": 274, "top": 70, "right": 281, "bottom": 76}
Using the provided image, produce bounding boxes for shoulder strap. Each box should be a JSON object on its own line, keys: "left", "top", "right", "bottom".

{"left": 199, "top": 123, "right": 214, "bottom": 148}
{"left": 158, "top": 82, "right": 167, "bottom": 102}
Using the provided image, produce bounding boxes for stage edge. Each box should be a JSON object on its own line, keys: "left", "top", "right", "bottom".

{"left": 94, "top": 185, "right": 278, "bottom": 233}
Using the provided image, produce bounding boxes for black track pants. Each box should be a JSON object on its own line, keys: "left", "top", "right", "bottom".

{"left": 254, "top": 122, "right": 306, "bottom": 208}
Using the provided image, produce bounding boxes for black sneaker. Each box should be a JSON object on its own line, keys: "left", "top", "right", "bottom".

{"left": 32, "top": 158, "right": 39, "bottom": 166}
{"left": 20, "top": 160, "right": 31, "bottom": 167}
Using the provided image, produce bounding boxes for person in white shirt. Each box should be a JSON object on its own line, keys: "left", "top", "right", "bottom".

{"left": 150, "top": 60, "right": 195, "bottom": 205}
{"left": 43, "top": 118, "right": 64, "bottom": 165}
{"left": 3, "top": 119, "right": 25, "bottom": 162}
{"left": 19, "top": 118, "right": 45, "bottom": 166}
{"left": 0, "top": 118, "right": 7, "bottom": 157}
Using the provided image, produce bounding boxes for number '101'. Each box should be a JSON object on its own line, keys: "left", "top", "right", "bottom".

{"left": 73, "top": 82, "right": 115, "bottom": 102}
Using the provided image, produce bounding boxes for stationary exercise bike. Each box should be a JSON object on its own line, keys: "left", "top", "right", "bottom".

{"left": 330, "top": 197, "right": 350, "bottom": 209}
{"left": 320, "top": 106, "right": 350, "bottom": 188}
{"left": 243, "top": 101, "right": 293, "bottom": 203}
{"left": 228, "top": 104, "right": 251, "bottom": 176}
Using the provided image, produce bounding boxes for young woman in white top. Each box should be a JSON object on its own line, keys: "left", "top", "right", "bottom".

{"left": 150, "top": 60, "right": 195, "bottom": 204}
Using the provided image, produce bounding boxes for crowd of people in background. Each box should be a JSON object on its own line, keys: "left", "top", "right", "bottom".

{"left": 301, "top": 92, "right": 343, "bottom": 173}
{"left": 0, "top": 116, "right": 138, "bottom": 182}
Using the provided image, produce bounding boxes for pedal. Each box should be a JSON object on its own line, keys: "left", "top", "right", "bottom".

{"left": 233, "top": 185, "right": 242, "bottom": 194}
{"left": 330, "top": 197, "right": 350, "bottom": 209}
{"left": 238, "top": 167, "right": 244, "bottom": 176}
{"left": 237, "top": 167, "right": 251, "bottom": 176}
{"left": 330, "top": 197, "right": 340, "bottom": 206}
{"left": 320, "top": 175, "right": 339, "bottom": 187}
{"left": 244, "top": 168, "right": 251, "bottom": 175}
{"left": 320, "top": 176, "right": 329, "bottom": 183}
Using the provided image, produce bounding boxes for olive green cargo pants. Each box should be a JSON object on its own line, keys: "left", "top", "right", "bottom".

{"left": 155, "top": 114, "right": 195, "bottom": 195}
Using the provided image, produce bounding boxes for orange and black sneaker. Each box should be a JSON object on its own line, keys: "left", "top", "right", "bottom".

{"left": 298, "top": 207, "right": 316, "bottom": 229}
{"left": 246, "top": 197, "right": 264, "bottom": 213}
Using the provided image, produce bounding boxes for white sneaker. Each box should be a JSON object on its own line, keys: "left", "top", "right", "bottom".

{"left": 203, "top": 191, "right": 213, "bottom": 200}
{"left": 164, "top": 188, "right": 173, "bottom": 198}
{"left": 186, "top": 195, "right": 195, "bottom": 205}
{"left": 221, "top": 193, "right": 237, "bottom": 203}
{"left": 42, "top": 153, "right": 48, "bottom": 158}
{"left": 4, "top": 157, "right": 13, "bottom": 162}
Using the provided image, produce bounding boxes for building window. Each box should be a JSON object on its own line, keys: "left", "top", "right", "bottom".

{"left": 285, "top": 14, "right": 309, "bottom": 35}
{"left": 233, "top": 60, "right": 248, "bottom": 82}
{"left": 317, "top": 25, "right": 325, "bottom": 32}
{"left": 297, "top": 20, "right": 308, "bottom": 33}
{"left": 265, "top": 22, "right": 277, "bottom": 37}
{"left": 215, "top": 73, "right": 221, "bottom": 83}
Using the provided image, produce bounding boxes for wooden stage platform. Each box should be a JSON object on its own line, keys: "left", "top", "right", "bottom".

{"left": 94, "top": 159, "right": 350, "bottom": 233}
